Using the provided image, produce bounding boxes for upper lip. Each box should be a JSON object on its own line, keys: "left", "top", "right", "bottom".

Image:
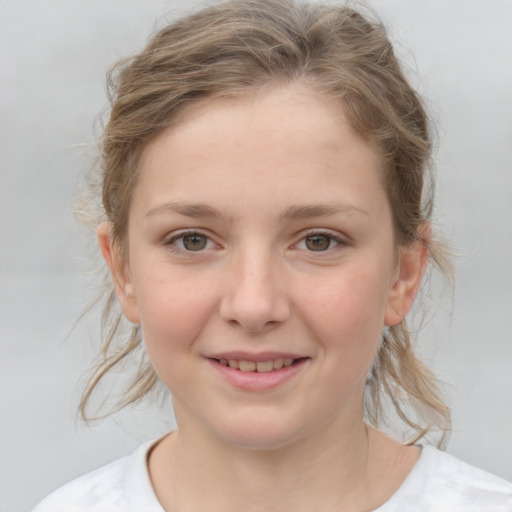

{"left": 205, "top": 351, "right": 307, "bottom": 362}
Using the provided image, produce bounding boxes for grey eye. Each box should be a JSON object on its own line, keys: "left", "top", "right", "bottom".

{"left": 182, "top": 233, "right": 208, "bottom": 251}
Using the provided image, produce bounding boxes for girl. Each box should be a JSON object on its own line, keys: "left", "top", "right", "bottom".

{"left": 33, "top": 0, "right": 512, "bottom": 510}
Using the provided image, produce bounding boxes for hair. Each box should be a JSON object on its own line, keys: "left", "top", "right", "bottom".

{"left": 78, "top": 0, "right": 452, "bottom": 444}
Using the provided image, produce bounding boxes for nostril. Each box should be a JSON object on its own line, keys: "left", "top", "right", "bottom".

{"left": 219, "top": 275, "right": 291, "bottom": 331}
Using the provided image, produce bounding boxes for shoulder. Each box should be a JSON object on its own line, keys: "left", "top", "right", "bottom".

{"left": 379, "top": 445, "right": 512, "bottom": 512}
{"left": 32, "top": 440, "right": 163, "bottom": 512}
{"left": 32, "top": 456, "right": 128, "bottom": 512}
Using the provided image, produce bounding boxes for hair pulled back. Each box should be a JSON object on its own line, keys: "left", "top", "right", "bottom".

{"left": 81, "top": 0, "right": 451, "bottom": 444}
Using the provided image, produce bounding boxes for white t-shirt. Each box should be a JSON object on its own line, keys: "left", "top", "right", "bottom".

{"left": 33, "top": 440, "right": 512, "bottom": 511}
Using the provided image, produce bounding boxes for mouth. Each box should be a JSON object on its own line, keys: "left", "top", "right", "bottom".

{"left": 211, "top": 357, "right": 305, "bottom": 373}
{"left": 206, "top": 354, "right": 309, "bottom": 391}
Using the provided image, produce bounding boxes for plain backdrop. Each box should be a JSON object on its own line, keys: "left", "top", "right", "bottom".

{"left": 1, "top": 1, "right": 511, "bottom": 511}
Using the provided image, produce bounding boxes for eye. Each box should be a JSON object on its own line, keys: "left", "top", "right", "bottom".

{"left": 166, "top": 231, "right": 215, "bottom": 252}
{"left": 295, "top": 232, "right": 343, "bottom": 252}
{"left": 304, "top": 234, "right": 332, "bottom": 251}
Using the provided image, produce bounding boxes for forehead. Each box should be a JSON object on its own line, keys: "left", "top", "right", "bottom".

{"left": 134, "top": 83, "right": 387, "bottom": 219}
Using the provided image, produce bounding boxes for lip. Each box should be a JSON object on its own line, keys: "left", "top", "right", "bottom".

{"left": 206, "top": 353, "right": 310, "bottom": 391}
{"left": 206, "top": 351, "right": 305, "bottom": 362}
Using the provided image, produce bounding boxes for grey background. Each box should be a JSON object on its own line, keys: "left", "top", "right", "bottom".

{"left": 1, "top": 1, "right": 511, "bottom": 511}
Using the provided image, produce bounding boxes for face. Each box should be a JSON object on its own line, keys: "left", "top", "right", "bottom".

{"left": 100, "top": 84, "right": 426, "bottom": 449}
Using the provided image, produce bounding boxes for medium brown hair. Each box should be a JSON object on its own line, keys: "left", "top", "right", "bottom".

{"left": 79, "top": 0, "right": 452, "bottom": 444}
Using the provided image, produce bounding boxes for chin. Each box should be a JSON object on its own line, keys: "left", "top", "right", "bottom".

{"left": 213, "top": 412, "right": 312, "bottom": 451}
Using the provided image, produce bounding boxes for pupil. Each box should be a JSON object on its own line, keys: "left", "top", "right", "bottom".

{"left": 183, "top": 234, "right": 207, "bottom": 251}
{"left": 305, "top": 234, "right": 330, "bottom": 251}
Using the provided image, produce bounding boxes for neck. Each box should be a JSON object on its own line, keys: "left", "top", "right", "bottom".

{"left": 148, "top": 411, "right": 392, "bottom": 512}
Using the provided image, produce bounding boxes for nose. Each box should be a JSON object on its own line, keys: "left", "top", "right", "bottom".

{"left": 219, "top": 248, "right": 291, "bottom": 333}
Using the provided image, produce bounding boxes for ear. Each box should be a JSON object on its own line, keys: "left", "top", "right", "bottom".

{"left": 384, "top": 223, "right": 430, "bottom": 326}
{"left": 97, "top": 222, "right": 140, "bottom": 324}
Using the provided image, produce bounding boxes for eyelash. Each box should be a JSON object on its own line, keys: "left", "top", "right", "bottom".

{"left": 294, "top": 230, "right": 346, "bottom": 253}
{"left": 163, "top": 229, "right": 346, "bottom": 254}
{"left": 164, "top": 230, "right": 217, "bottom": 253}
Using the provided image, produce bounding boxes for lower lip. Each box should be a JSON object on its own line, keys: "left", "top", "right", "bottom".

{"left": 207, "top": 358, "right": 309, "bottom": 391}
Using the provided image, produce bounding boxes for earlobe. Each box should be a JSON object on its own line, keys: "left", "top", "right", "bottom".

{"left": 97, "top": 222, "right": 140, "bottom": 324}
{"left": 384, "top": 225, "right": 430, "bottom": 326}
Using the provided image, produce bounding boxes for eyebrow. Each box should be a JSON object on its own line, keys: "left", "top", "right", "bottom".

{"left": 280, "top": 203, "right": 369, "bottom": 221}
{"left": 145, "top": 201, "right": 368, "bottom": 220}
{"left": 146, "top": 202, "right": 223, "bottom": 219}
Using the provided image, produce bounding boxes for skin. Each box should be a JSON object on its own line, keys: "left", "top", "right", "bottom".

{"left": 99, "top": 83, "right": 429, "bottom": 511}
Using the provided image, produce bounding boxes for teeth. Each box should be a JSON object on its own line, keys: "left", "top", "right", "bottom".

{"left": 239, "top": 360, "right": 256, "bottom": 372}
{"left": 219, "top": 358, "right": 298, "bottom": 372}
{"left": 256, "top": 360, "right": 274, "bottom": 373}
{"left": 273, "top": 358, "right": 284, "bottom": 370}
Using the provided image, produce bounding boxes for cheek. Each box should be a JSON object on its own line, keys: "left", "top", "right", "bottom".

{"left": 134, "top": 273, "right": 219, "bottom": 364}
{"left": 308, "top": 264, "right": 390, "bottom": 329}
{"left": 299, "top": 263, "right": 390, "bottom": 364}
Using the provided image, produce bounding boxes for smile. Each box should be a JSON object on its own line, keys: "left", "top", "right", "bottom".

{"left": 216, "top": 358, "right": 295, "bottom": 372}
{"left": 207, "top": 355, "right": 309, "bottom": 391}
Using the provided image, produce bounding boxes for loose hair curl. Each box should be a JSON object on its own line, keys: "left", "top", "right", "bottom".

{"left": 79, "top": 0, "right": 452, "bottom": 444}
